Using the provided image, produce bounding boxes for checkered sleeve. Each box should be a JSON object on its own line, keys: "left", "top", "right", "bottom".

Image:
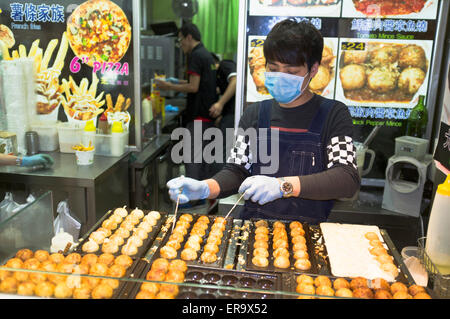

{"left": 327, "top": 136, "right": 357, "bottom": 170}
{"left": 227, "top": 134, "right": 253, "bottom": 171}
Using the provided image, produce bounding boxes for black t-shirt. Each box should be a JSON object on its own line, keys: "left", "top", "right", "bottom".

{"left": 216, "top": 59, "right": 237, "bottom": 116}
{"left": 186, "top": 43, "right": 218, "bottom": 122}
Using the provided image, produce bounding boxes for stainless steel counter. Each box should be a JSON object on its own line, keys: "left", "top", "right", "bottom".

{"left": 0, "top": 151, "right": 130, "bottom": 235}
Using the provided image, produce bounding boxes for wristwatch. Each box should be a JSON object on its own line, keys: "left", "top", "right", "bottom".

{"left": 15, "top": 157, "right": 22, "bottom": 166}
{"left": 278, "top": 177, "right": 294, "bottom": 198}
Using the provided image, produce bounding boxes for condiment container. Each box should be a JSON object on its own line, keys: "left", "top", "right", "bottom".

{"left": 111, "top": 121, "right": 125, "bottom": 157}
{"left": 82, "top": 120, "right": 96, "bottom": 147}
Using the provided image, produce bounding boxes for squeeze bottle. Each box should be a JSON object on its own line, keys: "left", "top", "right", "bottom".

{"left": 82, "top": 120, "right": 96, "bottom": 147}
{"left": 111, "top": 121, "right": 124, "bottom": 156}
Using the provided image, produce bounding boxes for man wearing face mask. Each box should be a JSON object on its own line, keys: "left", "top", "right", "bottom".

{"left": 167, "top": 19, "right": 360, "bottom": 223}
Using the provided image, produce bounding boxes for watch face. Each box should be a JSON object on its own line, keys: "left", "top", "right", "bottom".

{"left": 282, "top": 181, "right": 293, "bottom": 194}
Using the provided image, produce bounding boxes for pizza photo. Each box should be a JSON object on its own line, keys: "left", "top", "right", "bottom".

{"left": 67, "top": 0, "right": 132, "bottom": 67}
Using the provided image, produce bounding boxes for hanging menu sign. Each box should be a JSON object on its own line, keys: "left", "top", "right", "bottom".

{"left": 0, "top": 0, "right": 138, "bottom": 145}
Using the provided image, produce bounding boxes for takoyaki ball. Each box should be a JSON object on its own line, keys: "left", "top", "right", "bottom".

{"left": 166, "top": 240, "right": 182, "bottom": 251}
{"left": 289, "top": 221, "right": 303, "bottom": 230}
{"left": 364, "top": 232, "right": 379, "bottom": 241}
{"left": 34, "top": 250, "right": 50, "bottom": 262}
{"left": 273, "top": 247, "right": 290, "bottom": 258}
{"left": 367, "top": 67, "right": 398, "bottom": 93}
{"left": 102, "top": 278, "right": 120, "bottom": 290}
{"left": 296, "top": 283, "right": 315, "bottom": 295}
{"left": 273, "top": 221, "right": 285, "bottom": 229}
{"left": 133, "top": 228, "right": 149, "bottom": 241}
{"left": 370, "top": 45, "right": 399, "bottom": 66}
{"left": 102, "top": 241, "right": 120, "bottom": 254}
{"left": 173, "top": 226, "right": 188, "bottom": 237}
{"left": 393, "top": 291, "right": 413, "bottom": 299}
{"left": 113, "top": 207, "right": 128, "bottom": 218}
{"left": 138, "top": 221, "right": 153, "bottom": 233}
{"left": 214, "top": 216, "right": 226, "bottom": 224}
{"left": 398, "top": 45, "right": 426, "bottom": 69}
{"left": 130, "top": 208, "right": 145, "bottom": 219}
{"left": 98, "top": 253, "right": 116, "bottom": 267}
{"left": 193, "top": 221, "right": 209, "bottom": 230}
{"left": 255, "top": 233, "right": 269, "bottom": 242}
{"left": 206, "top": 235, "right": 222, "bottom": 246}
{"left": 253, "top": 247, "right": 269, "bottom": 258}
{"left": 13, "top": 269, "right": 29, "bottom": 282}
{"left": 179, "top": 213, "right": 193, "bottom": 223}
{"left": 274, "top": 256, "right": 290, "bottom": 269}
{"left": 151, "top": 258, "right": 170, "bottom": 273}
{"left": 54, "top": 282, "right": 73, "bottom": 298}
{"left": 128, "top": 235, "right": 143, "bottom": 248}
{"left": 297, "top": 274, "right": 314, "bottom": 286}
{"left": 252, "top": 256, "right": 269, "bottom": 268}
{"left": 390, "top": 282, "right": 408, "bottom": 295}
{"left": 350, "top": 277, "right": 368, "bottom": 290}
{"left": 370, "top": 246, "right": 388, "bottom": 256}
{"left": 184, "top": 240, "right": 201, "bottom": 252}
{"left": 353, "top": 287, "right": 374, "bottom": 299}
{"left": 120, "top": 221, "right": 135, "bottom": 232}
{"left": 209, "top": 229, "right": 224, "bottom": 239}
{"left": 146, "top": 269, "right": 166, "bottom": 281}
{"left": 293, "top": 250, "right": 309, "bottom": 260}
{"left": 23, "top": 258, "right": 40, "bottom": 270}
{"left": 90, "top": 263, "right": 109, "bottom": 276}
{"left": 273, "top": 232, "right": 288, "bottom": 242}
{"left": 369, "top": 239, "right": 384, "bottom": 248}
{"left": 413, "top": 292, "right": 432, "bottom": 299}
{"left": 34, "top": 282, "right": 55, "bottom": 297}
{"left": 200, "top": 251, "right": 218, "bottom": 263}
{"left": 196, "top": 215, "right": 210, "bottom": 224}
{"left": 17, "top": 281, "right": 36, "bottom": 296}
{"left": 108, "top": 234, "right": 125, "bottom": 246}
{"left": 108, "top": 264, "right": 126, "bottom": 278}
{"left": 315, "top": 276, "right": 332, "bottom": 288}
{"left": 190, "top": 227, "right": 206, "bottom": 237}
{"left": 294, "top": 259, "right": 311, "bottom": 271}
{"left": 343, "top": 50, "right": 368, "bottom": 65}
{"left": 398, "top": 67, "right": 426, "bottom": 95}
{"left": 168, "top": 259, "right": 187, "bottom": 273}
{"left": 136, "top": 290, "right": 156, "bottom": 299}
{"left": 160, "top": 246, "right": 178, "bottom": 259}
{"left": 187, "top": 234, "right": 203, "bottom": 244}
{"left": 371, "top": 278, "right": 390, "bottom": 291}
{"left": 408, "top": 284, "right": 426, "bottom": 296}
{"left": 102, "top": 219, "right": 118, "bottom": 230}
{"left": 254, "top": 240, "right": 269, "bottom": 250}
{"left": 82, "top": 240, "right": 100, "bottom": 253}
{"left": 64, "top": 253, "right": 82, "bottom": 265}
{"left": 108, "top": 214, "right": 123, "bottom": 224}
{"left": 273, "top": 239, "right": 289, "bottom": 250}
{"left": 72, "top": 283, "right": 92, "bottom": 299}
{"left": 211, "top": 223, "right": 226, "bottom": 232}
{"left": 73, "top": 264, "right": 89, "bottom": 275}
{"left": 255, "top": 227, "right": 269, "bottom": 236}
{"left": 6, "top": 258, "right": 23, "bottom": 269}
{"left": 290, "top": 228, "right": 305, "bottom": 237}
{"left": 292, "top": 236, "right": 306, "bottom": 245}
{"left": 89, "top": 231, "right": 106, "bottom": 245}
{"left": 381, "top": 262, "right": 399, "bottom": 278}
{"left": 0, "top": 277, "right": 18, "bottom": 293}
{"left": 204, "top": 243, "right": 220, "bottom": 254}
{"left": 309, "top": 65, "right": 331, "bottom": 92}
{"left": 335, "top": 288, "right": 354, "bottom": 298}
{"left": 15, "top": 249, "right": 34, "bottom": 261}
{"left": 316, "top": 285, "right": 335, "bottom": 297}
{"left": 376, "top": 254, "right": 394, "bottom": 265}
{"left": 49, "top": 253, "right": 65, "bottom": 264}
{"left": 143, "top": 215, "right": 157, "bottom": 226}
{"left": 148, "top": 211, "right": 161, "bottom": 220}
{"left": 374, "top": 289, "right": 393, "bottom": 299}
{"left": 92, "top": 283, "right": 114, "bottom": 299}
{"left": 81, "top": 254, "right": 98, "bottom": 267}
{"left": 181, "top": 248, "right": 197, "bottom": 261}
{"left": 333, "top": 278, "right": 350, "bottom": 290}
{"left": 114, "top": 255, "right": 133, "bottom": 269}
{"left": 0, "top": 268, "right": 10, "bottom": 281}
{"left": 97, "top": 227, "right": 112, "bottom": 237}
{"left": 254, "top": 220, "right": 268, "bottom": 228}
{"left": 141, "top": 282, "right": 160, "bottom": 295}
{"left": 115, "top": 227, "right": 131, "bottom": 239}
{"left": 124, "top": 215, "right": 140, "bottom": 226}
{"left": 293, "top": 242, "right": 308, "bottom": 252}
{"left": 340, "top": 64, "right": 366, "bottom": 90}
{"left": 159, "top": 284, "right": 179, "bottom": 298}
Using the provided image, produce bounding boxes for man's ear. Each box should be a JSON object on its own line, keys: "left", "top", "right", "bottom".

{"left": 309, "top": 62, "right": 320, "bottom": 79}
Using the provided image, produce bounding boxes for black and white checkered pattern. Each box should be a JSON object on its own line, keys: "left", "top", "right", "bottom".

{"left": 327, "top": 136, "right": 357, "bottom": 169}
{"left": 227, "top": 134, "right": 252, "bottom": 171}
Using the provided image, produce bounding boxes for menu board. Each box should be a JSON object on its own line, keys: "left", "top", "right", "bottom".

{"left": 238, "top": 0, "right": 446, "bottom": 178}
{"left": 0, "top": 0, "right": 139, "bottom": 146}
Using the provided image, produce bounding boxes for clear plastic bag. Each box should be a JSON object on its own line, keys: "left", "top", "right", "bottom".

{"left": 53, "top": 200, "right": 81, "bottom": 241}
{"left": 0, "top": 192, "right": 20, "bottom": 223}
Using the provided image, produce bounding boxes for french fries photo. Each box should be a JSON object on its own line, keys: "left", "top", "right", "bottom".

{"left": 104, "top": 93, "right": 131, "bottom": 128}
{"left": 60, "top": 73, "right": 105, "bottom": 122}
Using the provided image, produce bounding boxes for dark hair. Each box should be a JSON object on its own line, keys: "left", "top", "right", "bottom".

{"left": 179, "top": 22, "right": 201, "bottom": 41}
{"left": 211, "top": 53, "right": 220, "bottom": 64}
{"left": 263, "top": 19, "right": 323, "bottom": 71}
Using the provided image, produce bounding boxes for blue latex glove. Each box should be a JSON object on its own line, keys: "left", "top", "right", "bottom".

{"left": 165, "top": 104, "right": 179, "bottom": 112}
{"left": 167, "top": 176, "right": 210, "bottom": 204}
{"left": 21, "top": 154, "right": 54, "bottom": 168}
{"left": 238, "top": 175, "right": 282, "bottom": 205}
{"left": 166, "top": 77, "right": 180, "bottom": 84}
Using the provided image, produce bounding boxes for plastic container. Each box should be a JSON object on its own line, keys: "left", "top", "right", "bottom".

{"left": 57, "top": 122, "right": 82, "bottom": 153}
{"left": 75, "top": 149, "right": 95, "bottom": 165}
{"left": 82, "top": 120, "right": 96, "bottom": 147}
{"left": 30, "top": 123, "right": 59, "bottom": 151}
{"left": 401, "top": 246, "right": 419, "bottom": 260}
{"left": 111, "top": 121, "right": 125, "bottom": 157}
{"left": 50, "top": 229, "right": 74, "bottom": 253}
{"left": 142, "top": 96, "right": 152, "bottom": 124}
{"left": 425, "top": 175, "right": 450, "bottom": 275}
{"left": 94, "top": 131, "right": 128, "bottom": 157}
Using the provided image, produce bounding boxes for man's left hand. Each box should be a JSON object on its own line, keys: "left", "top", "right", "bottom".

{"left": 209, "top": 102, "right": 224, "bottom": 118}
{"left": 238, "top": 175, "right": 282, "bottom": 205}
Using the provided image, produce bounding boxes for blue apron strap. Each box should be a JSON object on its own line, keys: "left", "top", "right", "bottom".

{"left": 308, "top": 97, "right": 335, "bottom": 134}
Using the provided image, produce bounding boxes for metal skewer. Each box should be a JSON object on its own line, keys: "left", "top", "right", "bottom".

{"left": 224, "top": 191, "right": 246, "bottom": 220}
{"left": 171, "top": 175, "right": 184, "bottom": 233}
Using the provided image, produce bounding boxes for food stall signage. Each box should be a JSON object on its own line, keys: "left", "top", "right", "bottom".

{"left": 350, "top": 18, "right": 428, "bottom": 34}
{"left": 10, "top": 3, "right": 65, "bottom": 23}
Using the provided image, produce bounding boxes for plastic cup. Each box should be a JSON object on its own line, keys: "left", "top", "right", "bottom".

{"left": 75, "top": 149, "right": 95, "bottom": 166}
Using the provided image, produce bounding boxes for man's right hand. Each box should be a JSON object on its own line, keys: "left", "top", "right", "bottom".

{"left": 167, "top": 176, "right": 210, "bottom": 204}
